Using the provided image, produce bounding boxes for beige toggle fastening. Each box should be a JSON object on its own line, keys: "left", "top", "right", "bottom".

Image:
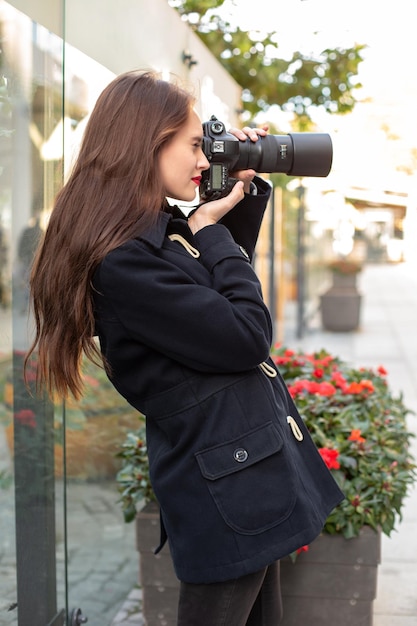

{"left": 168, "top": 234, "right": 200, "bottom": 258}
{"left": 259, "top": 362, "right": 278, "bottom": 378}
{"left": 287, "top": 415, "right": 304, "bottom": 441}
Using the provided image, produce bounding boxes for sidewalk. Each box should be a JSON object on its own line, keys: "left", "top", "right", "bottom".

{"left": 112, "top": 261, "right": 417, "bottom": 625}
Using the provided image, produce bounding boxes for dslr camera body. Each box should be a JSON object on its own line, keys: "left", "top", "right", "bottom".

{"left": 200, "top": 115, "right": 333, "bottom": 200}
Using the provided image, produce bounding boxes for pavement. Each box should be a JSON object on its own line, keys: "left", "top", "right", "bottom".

{"left": 1, "top": 260, "right": 417, "bottom": 626}
{"left": 284, "top": 261, "right": 417, "bottom": 626}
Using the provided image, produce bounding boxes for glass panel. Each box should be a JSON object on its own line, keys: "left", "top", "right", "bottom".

{"left": 57, "top": 34, "right": 139, "bottom": 626}
{"left": 1, "top": 3, "right": 139, "bottom": 623}
{"left": 1, "top": 4, "right": 64, "bottom": 624}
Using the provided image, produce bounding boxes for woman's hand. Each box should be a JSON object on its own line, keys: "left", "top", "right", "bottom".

{"left": 228, "top": 125, "right": 268, "bottom": 192}
{"left": 188, "top": 125, "right": 269, "bottom": 234}
{"left": 188, "top": 180, "right": 245, "bottom": 234}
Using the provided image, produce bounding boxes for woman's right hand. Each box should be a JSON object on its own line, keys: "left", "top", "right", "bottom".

{"left": 187, "top": 180, "right": 245, "bottom": 234}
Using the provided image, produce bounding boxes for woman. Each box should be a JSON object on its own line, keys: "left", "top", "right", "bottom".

{"left": 27, "top": 70, "right": 343, "bottom": 625}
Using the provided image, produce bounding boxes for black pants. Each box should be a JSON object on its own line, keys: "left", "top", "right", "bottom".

{"left": 177, "top": 561, "right": 282, "bottom": 626}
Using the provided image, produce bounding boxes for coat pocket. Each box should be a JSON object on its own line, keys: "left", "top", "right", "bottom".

{"left": 195, "top": 422, "right": 297, "bottom": 534}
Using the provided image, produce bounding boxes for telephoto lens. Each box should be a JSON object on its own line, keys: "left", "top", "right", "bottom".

{"left": 233, "top": 133, "right": 333, "bottom": 178}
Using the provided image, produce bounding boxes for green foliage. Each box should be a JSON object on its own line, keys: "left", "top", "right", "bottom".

{"left": 169, "top": 0, "right": 365, "bottom": 125}
{"left": 272, "top": 345, "right": 416, "bottom": 539}
{"left": 170, "top": 0, "right": 224, "bottom": 12}
{"left": 115, "top": 418, "right": 155, "bottom": 523}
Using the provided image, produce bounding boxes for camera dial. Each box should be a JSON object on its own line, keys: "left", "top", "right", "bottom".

{"left": 210, "top": 120, "right": 225, "bottom": 134}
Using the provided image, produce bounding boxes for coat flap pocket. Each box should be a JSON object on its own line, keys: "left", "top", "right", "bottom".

{"left": 195, "top": 422, "right": 283, "bottom": 480}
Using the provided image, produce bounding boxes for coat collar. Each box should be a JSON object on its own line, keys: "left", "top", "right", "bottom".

{"left": 138, "top": 205, "right": 191, "bottom": 250}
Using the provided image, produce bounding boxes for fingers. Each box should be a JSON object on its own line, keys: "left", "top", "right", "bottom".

{"left": 231, "top": 169, "right": 256, "bottom": 183}
{"left": 227, "top": 179, "right": 245, "bottom": 203}
{"left": 228, "top": 125, "right": 269, "bottom": 142}
{"left": 229, "top": 169, "right": 256, "bottom": 193}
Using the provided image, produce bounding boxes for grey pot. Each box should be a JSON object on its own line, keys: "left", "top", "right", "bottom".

{"left": 136, "top": 504, "right": 380, "bottom": 626}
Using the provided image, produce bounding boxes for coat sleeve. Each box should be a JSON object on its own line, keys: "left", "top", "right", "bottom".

{"left": 219, "top": 176, "right": 272, "bottom": 261}
{"left": 94, "top": 223, "right": 273, "bottom": 374}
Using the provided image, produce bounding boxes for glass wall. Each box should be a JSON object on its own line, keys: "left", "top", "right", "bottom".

{"left": 0, "top": 3, "right": 141, "bottom": 624}
{"left": 0, "top": 0, "right": 255, "bottom": 622}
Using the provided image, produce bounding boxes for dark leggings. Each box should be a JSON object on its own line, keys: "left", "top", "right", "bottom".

{"left": 177, "top": 561, "right": 282, "bottom": 626}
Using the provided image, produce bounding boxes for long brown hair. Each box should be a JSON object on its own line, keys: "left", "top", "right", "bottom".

{"left": 26, "top": 70, "right": 195, "bottom": 400}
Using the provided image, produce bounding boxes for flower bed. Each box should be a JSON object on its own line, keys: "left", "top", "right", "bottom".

{"left": 271, "top": 345, "right": 416, "bottom": 539}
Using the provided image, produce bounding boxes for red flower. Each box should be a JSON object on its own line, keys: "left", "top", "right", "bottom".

{"left": 288, "top": 379, "right": 337, "bottom": 398}
{"left": 317, "top": 381, "right": 337, "bottom": 396}
{"left": 296, "top": 545, "right": 309, "bottom": 554}
{"left": 348, "top": 429, "right": 366, "bottom": 443}
{"left": 313, "top": 368, "right": 324, "bottom": 379}
{"left": 331, "top": 370, "right": 348, "bottom": 391}
{"left": 319, "top": 447, "right": 340, "bottom": 470}
{"left": 82, "top": 374, "right": 100, "bottom": 388}
{"left": 306, "top": 380, "right": 320, "bottom": 394}
{"left": 344, "top": 379, "right": 375, "bottom": 395}
{"left": 311, "top": 355, "right": 334, "bottom": 368}
{"left": 287, "top": 379, "right": 310, "bottom": 397}
{"left": 360, "top": 379, "right": 375, "bottom": 393}
{"left": 284, "top": 349, "right": 295, "bottom": 357}
{"left": 344, "top": 382, "right": 362, "bottom": 394}
{"left": 14, "top": 409, "right": 36, "bottom": 428}
{"left": 378, "top": 365, "right": 388, "bottom": 376}
{"left": 273, "top": 356, "right": 293, "bottom": 366}
{"left": 24, "top": 368, "right": 38, "bottom": 382}
{"left": 351, "top": 495, "right": 361, "bottom": 507}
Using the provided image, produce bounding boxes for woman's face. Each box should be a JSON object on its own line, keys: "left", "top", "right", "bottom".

{"left": 159, "top": 109, "right": 210, "bottom": 202}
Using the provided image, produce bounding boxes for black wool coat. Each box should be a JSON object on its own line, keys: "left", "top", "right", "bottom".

{"left": 92, "top": 177, "right": 344, "bottom": 584}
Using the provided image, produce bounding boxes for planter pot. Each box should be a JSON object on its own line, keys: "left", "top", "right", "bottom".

{"left": 320, "top": 272, "right": 362, "bottom": 332}
{"left": 280, "top": 527, "right": 381, "bottom": 626}
{"left": 136, "top": 502, "right": 179, "bottom": 626}
{"left": 332, "top": 272, "right": 358, "bottom": 290}
{"left": 320, "top": 290, "right": 362, "bottom": 331}
{"left": 136, "top": 504, "right": 380, "bottom": 626}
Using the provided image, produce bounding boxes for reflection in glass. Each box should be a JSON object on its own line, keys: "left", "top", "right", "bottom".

{"left": 1, "top": 3, "right": 138, "bottom": 623}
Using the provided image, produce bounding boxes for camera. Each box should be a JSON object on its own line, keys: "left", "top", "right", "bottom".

{"left": 200, "top": 115, "right": 333, "bottom": 200}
